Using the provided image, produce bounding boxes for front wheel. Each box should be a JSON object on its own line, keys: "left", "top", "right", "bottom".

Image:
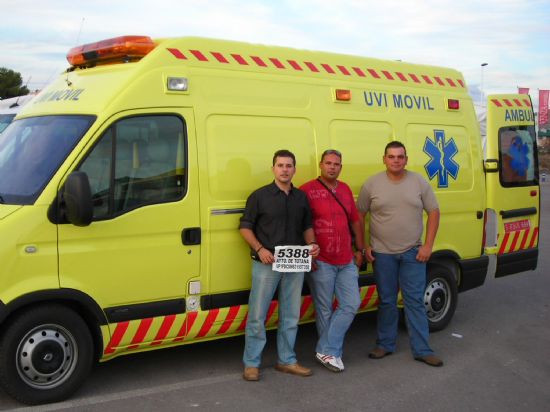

{"left": 0, "top": 304, "right": 94, "bottom": 405}
{"left": 425, "top": 264, "right": 458, "bottom": 332}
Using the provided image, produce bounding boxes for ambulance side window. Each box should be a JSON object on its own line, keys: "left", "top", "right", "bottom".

{"left": 78, "top": 115, "right": 186, "bottom": 219}
{"left": 498, "top": 126, "right": 538, "bottom": 187}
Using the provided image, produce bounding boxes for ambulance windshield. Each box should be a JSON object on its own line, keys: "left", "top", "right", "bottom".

{"left": 0, "top": 115, "right": 95, "bottom": 205}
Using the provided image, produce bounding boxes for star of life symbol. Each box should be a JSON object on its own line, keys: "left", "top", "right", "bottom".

{"left": 423, "top": 130, "right": 459, "bottom": 188}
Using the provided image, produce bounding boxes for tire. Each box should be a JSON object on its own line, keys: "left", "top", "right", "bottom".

{"left": 424, "top": 263, "right": 458, "bottom": 332}
{"left": 0, "top": 304, "right": 94, "bottom": 405}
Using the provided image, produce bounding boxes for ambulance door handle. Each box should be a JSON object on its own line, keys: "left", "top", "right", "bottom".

{"left": 182, "top": 227, "right": 201, "bottom": 245}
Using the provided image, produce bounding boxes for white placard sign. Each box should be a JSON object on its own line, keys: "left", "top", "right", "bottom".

{"left": 272, "top": 245, "right": 312, "bottom": 273}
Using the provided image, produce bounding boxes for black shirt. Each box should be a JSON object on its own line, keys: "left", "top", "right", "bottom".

{"left": 239, "top": 182, "right": 313, "bottom": 258}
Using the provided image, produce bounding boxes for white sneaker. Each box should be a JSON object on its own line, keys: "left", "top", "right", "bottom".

{"left": 315, "top": 352, "right": 343, "bottom": 372}
{"left": 336, "top": 356, "right": 345, "bottom": 371}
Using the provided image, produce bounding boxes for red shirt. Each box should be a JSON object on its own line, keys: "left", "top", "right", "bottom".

{"left": 300, "top": 179, "right": 359, "bottom": 265}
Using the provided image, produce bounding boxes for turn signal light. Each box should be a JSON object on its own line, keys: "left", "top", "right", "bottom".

{"left": 335, "top": 89, "right": 351, "bottom": 101}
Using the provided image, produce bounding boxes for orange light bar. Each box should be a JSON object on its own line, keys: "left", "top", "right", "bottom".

{"left": 335, "top": 89, "right": 351, "bottom": 101}
{"left": 66, "top": 35, "right": 156, "bottom": 66}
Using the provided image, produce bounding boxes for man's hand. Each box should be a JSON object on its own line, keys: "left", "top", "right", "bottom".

{"left": 310, "top": 243, "right": 320, "bottom": 258}
{"left": 354, "top": 250, "right": 364, "bottom": 268}
{"left": 257, "top": 248, "right": 275, "bottom": 264}
{"left": 364, "top": 246, "right": 375, "bottom": 263}
{"left": 416, "top": 244, "right": 432, "bottom": 262}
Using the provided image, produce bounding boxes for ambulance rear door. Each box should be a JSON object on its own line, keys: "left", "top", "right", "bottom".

{"left": 484, "top": 94, "right": 539, "bottom": 277}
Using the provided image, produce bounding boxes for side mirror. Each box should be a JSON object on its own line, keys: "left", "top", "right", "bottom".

{"left": 63, "top": 171, "right": 93, "bottom": 227}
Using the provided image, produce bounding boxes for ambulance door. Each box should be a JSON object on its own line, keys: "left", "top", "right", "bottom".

{"left": 484, "top": 94, "right": 539, "bottom": 277}
{"left": 58, "top": 110, "right": 200, "bottom": 333}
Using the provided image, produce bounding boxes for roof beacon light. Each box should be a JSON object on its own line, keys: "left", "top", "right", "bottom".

{"left": 447, "top": 99, "right": 460, "bottom": 110}
{"left": 335, "top": 89, "right": 351, "bottom": 102}
{"left": 67, "top": 35, "right": 156, "bottom": 66}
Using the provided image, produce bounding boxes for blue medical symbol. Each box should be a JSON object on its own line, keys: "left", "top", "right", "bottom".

{"left": 423, "top": 130, "right": 459, "bottom": 188}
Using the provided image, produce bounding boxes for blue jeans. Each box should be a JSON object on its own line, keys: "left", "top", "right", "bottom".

{"left": 307, "top": 260, "right": 360, "bottom": 357}
{"left": 373, "top": 247, "right": 433, "bottom": 358}
{"left": 243, "top": 260, "right": 304, "bottom": 367}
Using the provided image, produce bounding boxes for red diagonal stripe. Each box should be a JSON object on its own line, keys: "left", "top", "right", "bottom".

{"left": 498, "top": 232, "right": 510, "bottom": 255}
{"left": 211, "top": 52, "right": 229, "bottom": 63}
{"left": 150, "top": 314, "right": 176, "bottom": 345}
{"left": 217, "top": 306, "right": 241, "bottom": 335}
{"left": 396, "top": 72, "right": 407, "bottom": 82}
{"left": 523, "top": 99, "right": 531, "bottom": 107}
{"left": 503, "top": 99, "right": 513, "bottom": 107}
{"left": 304, "top": 61, "right": 319, "bottom": 72}
{"left": 360, "top": 286, "right": 376, "bottom": 309}
{"left": 458, "top": 79, "right": 465, "bottom": 87}
{"left": 509, "top": 231, "right": 521, "bottom": 252}
{"left": 173, "top": 312, "right": 198, "bottom": 342}
{"left": 127, "top": 318, "right": 153, "bottom": 350}
{"left": 434, "top": 76, "right": 445, "bottom": 86}
{"left": 299, "top": 296, "right": 313, "bottom": 319}
{"left": 528, "top": 227, "right": 539, "bottom": 248}
{"left": 237, "top": 313, "right": 248, "bottom": 331}
{"left": 190, "top": 50, "right": 208, "bottom": 61}
{"left": 104, "top": 321, "right": 130, "bottom": 354}
{"left": 287, "top": 60, "right": 303, "bottom": 70}
{"left": 269, "top": 58, "right": 285, "bottom": 69}
{"left": 251, "top": 56, "right": 267, "bottom": 67}
{"left": 446, "top": 78, "right": 457, "bottom": 87}
{"left": 231, "top": 54, "right": 248, "bottom": 65}
{"left": 421, "top": 75, "right": 433, "bottom": 85}
{"left": 167, "top": 48, "right": 187, "bottom": 59}
{"left": 513, "top": 99, "right": 523, "bottom": 107}
{"left": 196, "top": 309, "right": 220, "bottom": 338}
{"left": 519, "top": 228, "right": 531, "bottom": 250}
{"left": 321, "top": 63, "right": 335, "bottom": 74}
{"left": 367, "top": 69, "right": 381, "bottom": 79}
{"left": 409, "top": 73, "right": 421, "bottom": 83}
{"left": 382, "top": 70, "right": 394, "bottom": 80}
{"left": 352, "top": 67, "right": 366, "bottom": 77}
{"left": 337, "top": 65, "right": 351, "bottom": 75}
{"left": 491, "top": 99, "right": 503, "bottom": 107}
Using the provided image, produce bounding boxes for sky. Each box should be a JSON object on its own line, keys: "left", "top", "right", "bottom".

{"left": 1, "top": 0, "right": 549, "bottom": 111}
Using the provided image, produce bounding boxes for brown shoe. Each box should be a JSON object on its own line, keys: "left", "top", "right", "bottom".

{"left": 414, "top": 354, "right": 443, "bottom": 367}
{"left": 368, "top": 347, "right": 393, "bottom": 359}
{"left": 275, "top": 363, "right": 313, "bottom": 377}
{"left": 243, "top": 367, "right": 260, "bottom": 381}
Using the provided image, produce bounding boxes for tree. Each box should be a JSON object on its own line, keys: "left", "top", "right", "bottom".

{"left": 0, "top": 67, "right": 30, "bottom": 99}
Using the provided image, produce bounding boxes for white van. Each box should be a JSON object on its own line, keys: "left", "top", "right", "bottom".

{"left": 0, "top": 94, "right": 37, "bottom": 133}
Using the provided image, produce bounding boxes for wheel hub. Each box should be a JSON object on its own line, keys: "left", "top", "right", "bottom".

{"left": 424, "top": 279, "right": 450, "bottom": 322}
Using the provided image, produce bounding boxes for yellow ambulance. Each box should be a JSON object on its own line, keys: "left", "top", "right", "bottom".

{"left": 0, "top": 35, "right": 539, "bottom": 404}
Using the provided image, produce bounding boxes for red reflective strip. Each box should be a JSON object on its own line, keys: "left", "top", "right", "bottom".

{"left": 446, "top": 78, "right": 457, "bottom": 87}
{"left": 269, "top": 58, "right": 285, "bottom": 68}
{"left": 299, "top": 296, "right": 313, "bottom": 319}
{"left": 196, "top": 309, "right": 220, "bottom": 338}
{"left": 173, "top": 312, "right": 198, "bottom": 342}
{"left": 367, "top": 69, "right": 380, "bottom": 78}
{"left": 498, "top": 232, "right": 510, "bottom": 255}
{"left": 127, "top": 318, "right": 153, "bottom": 350}
{"left": 167, "top": 48, "right": 187, "bottom": 59}
{"left": 509, "top": 231, "right": 521, "bottom": 252}
{"left": 434, "top": 76, "right": 445, "bottom": 86}
{"left": 503, "top": 99, "right": 513, "bottom": 107}
{"left": 513, "top": 99, "right": 523, "bottom": 107}
{"left": 382, "top": 70, "right": 394, "bottom": 80}
{"left": 265, "top": 301, "right": 278, "bottom": 324}
{"left": 211, "top": 52, "right": 229, "bottom": 63}
{"left": 396, "top": 72, "right": 407, "bottom": 82}
{"left": 519, "top": 228, "right": 530, "bottom": 250}
{"left": 352, "top": 67, "right": 366, "bottom": 77}
{"left": 421, "top": 75, "right": 433, "bottom": 84}
{"left": 409, "top": 73, "right": 421, "bottom": 83}
{"left": 287, "top": 60, "right": 303, "bottom": 70}
{"left": 337, "top": 65, "right": 351, "bottom": 75}
{"left": 231, "top": 54, "right": 248, "bottom": 65}
{"left": 304, "top": 61, "right": 319, "bottom": 72}
{"left": 321, "top": 63, "right": 335, "bottom": 74}
{"left": 528, "top": 227, "right": 539, "bottom": 248}
{"left": 150, "top": 314, "right": 176, "bottom": 345}
{"left": 458, "top": 79, "right": 465, "bottom": 87}
{"left": 104, "top": 321, "right": 130, "bottom": 354}
{"left": 491, "top": 99, "right": 503, "bottom": 107}
{"left": 360, "top": 286, "right": 376, "bottom": 309}
{"left": 190, "top": 50, "right": 208, "bottom": 61}
{"left": 237, "top": 313, "right": 248, "bottom": 331}
{"left": 217, "top": 306, "right": 241, "bottom": 335}
{"left": 251, "top": 55, "right": 267, "bottom": 67}
{"left": 523, "top": 99, "right": 531, "bottom": 107}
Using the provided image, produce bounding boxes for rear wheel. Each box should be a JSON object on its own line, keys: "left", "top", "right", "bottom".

{"left": 0, "top": 304, "right": 93, "bottom": 405}
{"left": 425, "top": 264, "right": 458, "bottom": 331}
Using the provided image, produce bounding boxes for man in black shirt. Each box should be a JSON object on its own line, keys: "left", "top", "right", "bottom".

{"left": 239, "top": 149, "right": 319, "bottom": 381}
